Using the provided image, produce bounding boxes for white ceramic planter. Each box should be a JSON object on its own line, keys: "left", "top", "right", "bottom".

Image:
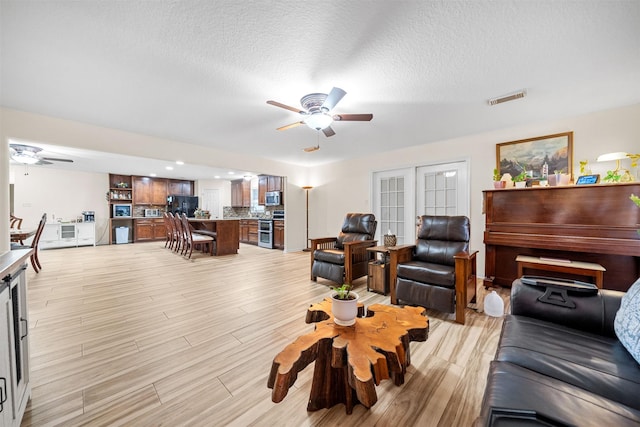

{"left": 331, "top": 291, "right": 360, "bottom": 326}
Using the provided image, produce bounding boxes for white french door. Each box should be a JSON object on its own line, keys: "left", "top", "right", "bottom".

{"left": 372, "top": 160, "right": 469, "bottom": 245}
{"left": 372, "top": 168, "right": 416, "bottom": 245}
{"left": 416, "top": 161, "right": 469, "bottom": 217}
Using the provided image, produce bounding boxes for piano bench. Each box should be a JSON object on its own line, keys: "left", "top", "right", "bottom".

{"left": 515, "top": 255, "right": 605, "bottom": 289}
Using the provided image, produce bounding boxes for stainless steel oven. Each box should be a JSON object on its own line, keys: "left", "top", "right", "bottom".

{"left": 258, "top": 219, "right": 273, "bottom": 248}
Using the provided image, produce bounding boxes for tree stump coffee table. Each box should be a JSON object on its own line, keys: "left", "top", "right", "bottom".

{"left": 267, "top": 298, "right": 429, "bottom": 414}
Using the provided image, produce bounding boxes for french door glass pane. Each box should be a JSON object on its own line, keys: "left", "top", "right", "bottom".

{"left": 379, "top": 176, "right": 405, "bottom": 241}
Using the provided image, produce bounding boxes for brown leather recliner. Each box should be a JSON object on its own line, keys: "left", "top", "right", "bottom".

{"left": 310, "top": 213, "right": 377, "bottom": 285}
{"left": 389, "top": 215, "right": 477, "bottom": 324}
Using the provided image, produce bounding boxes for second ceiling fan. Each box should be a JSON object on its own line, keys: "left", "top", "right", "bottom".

{"left": 267, "top": 87, "right": 373, "bottom": 138}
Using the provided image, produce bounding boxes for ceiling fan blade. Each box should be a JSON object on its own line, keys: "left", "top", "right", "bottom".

{"left": 35, "top": 160, "right": 53, "bottom": 165}
{"left": 277, "top": 121, "right": 305, "bottom": 131}
{"left": 332, "top": 113, "right": 373, "bottom": 121}
{"left": 267, "top": 100, "right": 306, "bottom": 114}
{"left": 322, "top": 126, "right": 336, "bottom": 137}
{"left": 303, "top": 145, "right": 320, "bottom": 152}
{"left": 321, "top": 87, "right": 346, "bottom": 111}
{"left": 41, "top": 157, "right": 74, "bottom": 163}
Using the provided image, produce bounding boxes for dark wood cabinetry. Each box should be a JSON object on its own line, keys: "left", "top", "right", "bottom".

{"left": 240, "top": 219, "right": 258, "bottom": 244}
{"left": 133, "top": 176, "right": 168, "bottom": 205}
{"left": 134, "top": 218, "right": 165, "bottom": 242}
{"left": 258, "top": 175, "right": 284, "bottom": 205}
{"left": 274, "top": 220, "right": 284, "bottom": 250}
{"left": 483, "top": 183, "right": 640, "bottom": 291}
{"left": 231, "top": 179, "right": 251, "bottom": 207}
{"left": 168, "top": 179, "right": 193, "bottom": 196}
{"left": 108, "top": 173, "right": 194, "bottom": 244}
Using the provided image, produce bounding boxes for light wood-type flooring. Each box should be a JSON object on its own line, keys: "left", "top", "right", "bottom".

{"left": 22, "top": 242, "right": 509, "bottom": 426}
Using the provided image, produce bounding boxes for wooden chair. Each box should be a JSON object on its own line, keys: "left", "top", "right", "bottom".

{"left": 388, "top": 215, "right": 477, "bottom": 325}
{"left": 180, "top": 213, "right": 214, "bottom": 258}
{"left": 10, "top": 214, "right": 24, "bottom": 244}
{"left": 163, "top": 212, "right": 177, "bottom": 249}
{"left": 171, "top": 213, "right": 184, "bottom": 253}
{"left": 10, "top": 214, "right": 23, "bottom": 229}
{"left": 12, "top": 213, "right": 47, "bottom": 273}
{"left": 310, "top": 213, "right": 377, "bottom": 285}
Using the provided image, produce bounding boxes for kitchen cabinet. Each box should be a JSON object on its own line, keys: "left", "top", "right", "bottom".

{"left": 134, "top": 218, "right": 166, "bottom": 242}
{"left": 274, "top": 220, "right": 284, "bottom": 250}
{"left": 239, "top": 219, "right": 258, "bottom": 244}
{"left": 231, "top": 179, "right": 251, "bottom": 208}
{"left": 108, "top": 174, "right": 133, "bottom": 203}
{"left": 133, "top": 177, "right": 168, "bottom": 205}
{"left": 258, "top": 175, "right": 284, "bottom": 205}
{"left": 0, "top": 250, "right": 32, "bottom": 427}
{"left": 40, "top": 223, "right": 96, "bottom": 249}
{"left": 168, "top": 179, "right": 193, "bottom": 196}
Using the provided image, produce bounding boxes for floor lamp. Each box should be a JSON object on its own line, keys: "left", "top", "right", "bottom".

{"left": 302, "top": 186, "right": 313, "bottom": 252}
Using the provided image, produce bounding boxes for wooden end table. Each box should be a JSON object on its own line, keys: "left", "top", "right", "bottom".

{"left": 366, "top": 245, "right": 392, "bottom": 295}
{"left": 267, "top": 299, "right": 428, "bottom": 414}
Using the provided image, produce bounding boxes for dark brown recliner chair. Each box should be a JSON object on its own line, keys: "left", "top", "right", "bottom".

{"left": 310, "top": 213, "right": 377, "bottom": 285}
{"left": 389, "top": 215, "right": 477, "bottom": 324}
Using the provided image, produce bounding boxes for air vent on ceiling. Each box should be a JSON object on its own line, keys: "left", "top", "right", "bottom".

{"left": 488, "top": 90, "right": 527, "bottom": 106}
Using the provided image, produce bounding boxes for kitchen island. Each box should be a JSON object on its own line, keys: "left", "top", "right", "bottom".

{"left": 189, "top": 218, "right": 240, "bottom": 255}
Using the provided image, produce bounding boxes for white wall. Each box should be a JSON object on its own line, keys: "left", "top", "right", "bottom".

{"left": 309, "top": 103, "right": 640, "bottom": 277}
{"left": 2, "top": 103, "right": 639, "bottom": 259}
{"left": 10, "top": 166, "right": 111, "bottom": 245}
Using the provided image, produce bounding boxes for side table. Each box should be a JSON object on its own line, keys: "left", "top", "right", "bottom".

{"left": 267, "top": 299, "right": 428, "bottom": 414}
{"left": 366, "top": 245, "right": 392, "bottom": 295}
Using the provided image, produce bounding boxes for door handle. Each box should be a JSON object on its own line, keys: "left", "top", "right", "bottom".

{"left": 0, "top": 377, "right": 7, "bottom": 413}
{"left": 20, "top": 317, "right": 28, "bottom": 340}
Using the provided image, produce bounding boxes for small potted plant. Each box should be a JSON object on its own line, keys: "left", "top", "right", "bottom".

{"left": 512, "top": 170, "right": 527, "bottom": 188}
{"left": 493, "top": 168, "right": 506, "bottom": 189}
{"left": 330, "top": 284, "right": 359, "bottom": 326}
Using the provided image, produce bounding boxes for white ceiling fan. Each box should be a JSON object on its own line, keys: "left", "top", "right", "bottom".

{"left": 267, "top": 87, "right": 373, "bottom": 151}
{"left": 9, "top": 143, "right": 74, "bottom": 165}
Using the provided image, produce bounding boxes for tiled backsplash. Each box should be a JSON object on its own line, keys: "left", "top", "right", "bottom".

{"left": 223, "top": 206, "right": 281, "bottom": 218}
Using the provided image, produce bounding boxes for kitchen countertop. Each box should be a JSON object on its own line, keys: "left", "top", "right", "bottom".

{"left": 0, "top": 248, "right": 33, "bottom": 280}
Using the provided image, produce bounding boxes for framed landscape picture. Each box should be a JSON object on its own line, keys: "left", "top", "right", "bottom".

{"left": 496, "top": 132, "right": 573, "bottom": 180}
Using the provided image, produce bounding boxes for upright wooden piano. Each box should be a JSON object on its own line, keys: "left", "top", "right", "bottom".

{"left": 483, "top": 182, "right": 640, "bottom": 292}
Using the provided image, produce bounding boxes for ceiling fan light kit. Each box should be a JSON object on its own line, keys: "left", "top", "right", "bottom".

{"left": 9, "top": 143, "right": 74, "bottom": 165}
{"left": 267, "top": 87, "right": 373, "bottom": 144}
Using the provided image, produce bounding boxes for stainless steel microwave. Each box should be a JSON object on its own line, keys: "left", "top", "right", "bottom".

{"left": 265, "top": 191, "right": 281, "bottom": 206}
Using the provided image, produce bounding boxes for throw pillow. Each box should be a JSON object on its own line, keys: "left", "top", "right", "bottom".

{"left": 615, "top": 277, "right": 640, "bottom": 364}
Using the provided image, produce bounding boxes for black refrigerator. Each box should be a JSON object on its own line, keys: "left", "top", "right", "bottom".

{"left": 167, "top": 195, "right": 199, "bottom": 217}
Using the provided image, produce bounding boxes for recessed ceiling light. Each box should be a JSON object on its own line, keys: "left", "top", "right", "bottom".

{"left": 166, "top": 166, "right": 174, "bottom": 170}
{"left": 214, "top": 175, "right": 221, "bottom": 179}
{"left": 150, "top": 173, "right": 157, "bottom": 177}
{"left": 228, "top": 171, "right": 235, "bottom": 175}
{"left": 176, "top": 160, "right": 184, "bottom": 165}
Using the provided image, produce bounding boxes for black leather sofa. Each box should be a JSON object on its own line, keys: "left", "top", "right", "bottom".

{"left": 476, "top": 277, "right": 640, "bottom": 426}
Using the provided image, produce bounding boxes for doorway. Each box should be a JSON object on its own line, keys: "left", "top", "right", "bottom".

{"left": 372, "top": 160, "right": 469, "bottom": 244}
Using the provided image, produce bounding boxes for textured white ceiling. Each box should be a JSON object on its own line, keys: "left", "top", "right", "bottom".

{"left": 2, "top": 1, "right": 640, "bottom": 177}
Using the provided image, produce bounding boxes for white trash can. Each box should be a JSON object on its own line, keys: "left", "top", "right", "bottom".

{"left": 115, "top": 227, "right": 129, "bottom": 244}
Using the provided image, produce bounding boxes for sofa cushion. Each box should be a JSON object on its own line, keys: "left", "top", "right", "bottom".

{"left": 313, "top": 249, "right": 345, "bottom": 265}
{"left": 496, "top": 315, "right": 640, "bottom": 410}
{"left": 479, "top": 361, "right": 640, "bottom": 426}
{"left": 615, "top": 277, "right": 640, "bottom": 364}
{"left": 396, "top": 260, "right": 455, "bottom": 288}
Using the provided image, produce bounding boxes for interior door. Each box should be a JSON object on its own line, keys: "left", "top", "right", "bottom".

{"left": 201, "top": 189, "right": 220, "bottom": 219}
{"left": 416, "top": 160, "right": 469, "bottom": 217}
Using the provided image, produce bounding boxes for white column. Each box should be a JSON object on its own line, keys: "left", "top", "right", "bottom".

{"left": 0, "top": 135, "right": 10, "bottom": 254}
